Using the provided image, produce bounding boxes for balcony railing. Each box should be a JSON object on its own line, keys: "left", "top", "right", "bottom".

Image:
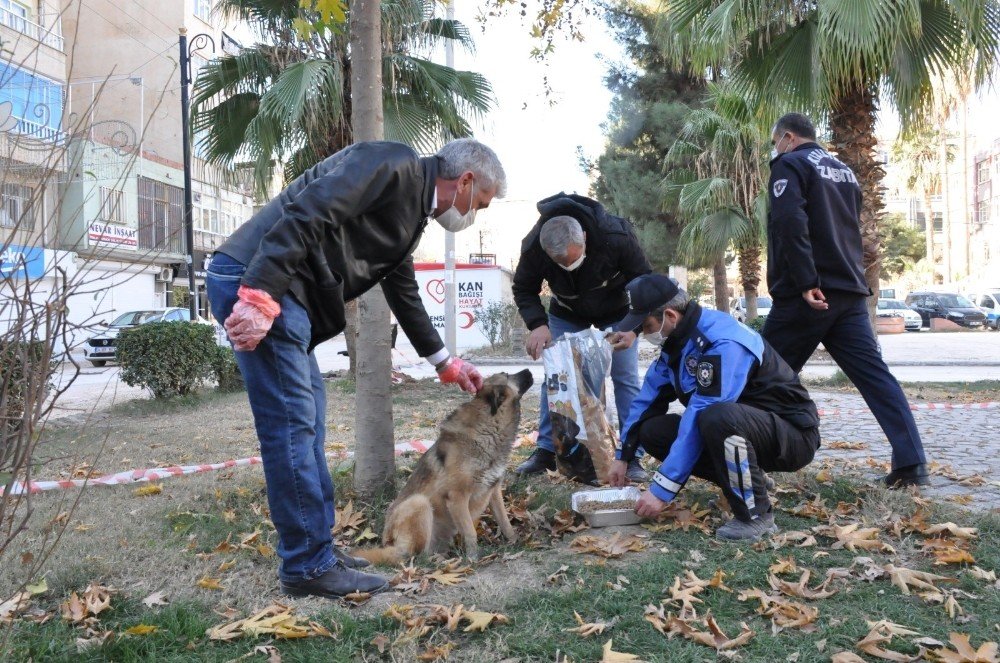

{"left": 0, "top": 7, "right": 64, "bottom": 51}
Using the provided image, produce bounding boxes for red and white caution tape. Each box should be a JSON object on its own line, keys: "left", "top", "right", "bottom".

{"left": 816, "top": 400, "right": 1000, "bottom": 417}
{"left": 0, "top": 439, "right": 435, "bottom": 496}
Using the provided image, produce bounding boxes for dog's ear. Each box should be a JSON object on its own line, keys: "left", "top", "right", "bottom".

{"left": 484, "top": 384, "right": 508, "bottom": 415}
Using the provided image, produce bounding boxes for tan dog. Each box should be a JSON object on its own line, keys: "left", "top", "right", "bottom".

{"left": 354, "top": 370, "right": 533, "bottom": 564}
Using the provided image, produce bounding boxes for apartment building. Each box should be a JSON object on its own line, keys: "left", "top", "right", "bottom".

{"left": 2, "top": 0, "right": 255, "bottom": 347}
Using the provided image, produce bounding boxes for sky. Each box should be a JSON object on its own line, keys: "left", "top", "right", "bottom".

{"left": 415, "top": 5, "right": 625, "bottom": 268}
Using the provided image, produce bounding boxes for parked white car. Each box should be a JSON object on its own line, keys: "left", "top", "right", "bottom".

{"left": 968, "top": 290, "right": 1000, "bottom": 330}
{"left": 731, "top": 296, "right": 772, "bottom": 323}
{"left": 83, "top": 307, "right": 224, "bottom": 367}
{"left": 876, "top": 298, "right": 922, "bottom": 331}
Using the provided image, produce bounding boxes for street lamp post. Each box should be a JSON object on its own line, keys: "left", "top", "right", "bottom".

{"left": 178, "top": 28, "right": 215, "bottom": 320}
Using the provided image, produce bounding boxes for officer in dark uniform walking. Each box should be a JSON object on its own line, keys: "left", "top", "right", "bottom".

{"left": 762, "top": 112, "right": 928, "bottom": 487}
{"left": 607, "top": 275, "right": 820, "bottom": 541}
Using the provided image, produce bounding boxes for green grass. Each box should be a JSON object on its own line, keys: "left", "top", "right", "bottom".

{"left": 6, "top": 471, "right": 999, "bottom": 661}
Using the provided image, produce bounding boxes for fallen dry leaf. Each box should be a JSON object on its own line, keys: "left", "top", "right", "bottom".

{"left": 769, "top": 531, "right": 817, "bottom": 549}
{"left": 125, "top": 624, "right": 158, "bottom": 636}
{"left": 738, "top": 588, "right": 819, "bottom": 631}
{"left": 1, "top": 592, "right": 31, "bottom": 622}
{"left": 197, "top": 577, "right": 224, "bottom": 591}
{"left": 332, "top": 500, "right": 366, "bottom": 535}
{"left": 571, "top": 532, "right": 648, "bottom": 558}
{"left": 134, "top": 484, "right": 162, "bottom": 497}
{"left": 548, "top": 565, "right": 570, "bottom": 585}
{"left": 61, "top": 592, "right": 86, "bottom": 623}
{"left": 370, "top": 633, "right": 390, "bottom": 654}
{"left": 141, "top": 591, "right": 169, "bottom": 608}
{"left": 827, "top": 524, "right": 896, "bottom": 554}
{"left": 932, "top": 548, "right": 976, "bottom": 566}
{"left": 217, "top": 560, "right": 237, "bottom": 573}
{"left": 857, "top": 620, "right": 923, "bottom": 662}
{"left": 565, "top": 611, "right": 611, "bottom": 638}
{"left": 922, "top": 523, "right": 978, "bottom": 540}
{"left": 931, "top": 632, "right": 999, "bottom": 663}
{"left": 461, "top": 609, "right": 508, "bottom": 632}
{"left": 601, "top": 638, "right": 645, "bottom": 662}
{"left": 885, "top": 564, "right": 955, "bottom": 595}
{"left": 969, "top": 567, "right": 997, "bottom": 582}
{"left": 207, "top": 604, "right": 333, "bottom": 641}
{"left": 832, "top": 653, "right": 868, "bottom": 663}
{"left": 645, "top": 606, "right": 753, "bottom": 651}
{"left": 82, "top": 583, "right": 112, "bottom": 617}
{"left": 26, "top": 578, "right": 47, "bottom": 595}
{"left": 417, "top": 642, "right": 454, "bottom": 661}
{"left": 769, "top": 556, "right": 799, "bottom": 575}
{"left": 342, "top": 591, "right": 372, "bottom": 606}
{"left": 768, "top": 570, "right": 838, "bottom": 600}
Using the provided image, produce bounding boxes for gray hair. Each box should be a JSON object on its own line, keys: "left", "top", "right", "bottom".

{"left": 539, "top": 215, "right": 585, "bottom": 259}
{"left": 437, "top": 138, "right": 507, "bottom": 198}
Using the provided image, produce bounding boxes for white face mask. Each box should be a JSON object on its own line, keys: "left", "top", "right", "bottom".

{"left": 770, "top": 134, "right": 789, "bottom": 160}
{"left": 435, "top": 181, "right": 477, "bottom": 232}
{"left": 643, "top": 316, "right": 667, "bottom": 347}
{"left": 559, "top": 253, "right": 586, "bottom": 272}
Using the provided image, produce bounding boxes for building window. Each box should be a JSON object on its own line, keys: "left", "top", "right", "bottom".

{"left": 0, "top": 64, "right": 64, "bottom": 141}
{"left": 99, "top": 186, "right": 124, "bottom": 223}
{"left": 137, "top": 177, "right": 184, "bottom": 253}
{"left": 932, "top": 212, "right": 943, "bottom": 232}
{"left": 977, "top": 159, "right": 990, "bottom": 185}
{"left": 977, "top": 200, "right": 990, "bottom": 225}
{"left": 0, "top": 0, "right": 28, "bottom": 32}
{"left": 0, "top": 183, "right": 35, "bottom": 230}
{"left": 193, "top": 0, "right": 212, "bottom": 23}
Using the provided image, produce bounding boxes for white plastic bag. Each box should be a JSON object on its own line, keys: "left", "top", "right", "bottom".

{"left": 542, "top": 329, "right": 618, "bottom": 484}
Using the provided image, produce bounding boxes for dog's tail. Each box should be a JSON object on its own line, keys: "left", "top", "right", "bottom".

{"left": 352, "top": 545, "right": 406, "bottom": 566}
{"left": 351, "top": 495, "right": 433, "bottom": 566}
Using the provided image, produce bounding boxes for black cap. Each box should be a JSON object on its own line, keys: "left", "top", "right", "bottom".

{"left": 614, "top": 274, "right": 680, "bottom": 332}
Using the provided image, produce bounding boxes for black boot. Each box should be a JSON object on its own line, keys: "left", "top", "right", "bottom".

{"left": 280, "top": 561, "right": 388, "bottom": 599}
{"left": 883, "top": 463, "right": 930, "bottom": 488}
{"left": 516, "top": 448, "right": 556, "bottom": 475}
{"left": 333, "top": 547, "right": 370, "bottom": 569}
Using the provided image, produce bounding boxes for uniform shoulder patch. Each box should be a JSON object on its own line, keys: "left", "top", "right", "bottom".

{"left": 773, "top": 179, "right": 788, "bottom": 197}
{"left": 695, "top": 354, "right": 722, "bottom": 397}
{"left": 685, "top": 354, "right": 699, "bottom": 376}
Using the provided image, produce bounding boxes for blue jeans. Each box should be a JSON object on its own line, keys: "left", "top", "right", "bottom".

{"left": 206, "top": 253, "right": 337, "bottom": 582}
{"left": 536, "top": 314, "right": 641, "bottom": 454}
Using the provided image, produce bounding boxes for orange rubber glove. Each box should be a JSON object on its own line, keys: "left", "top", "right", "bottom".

{"left": 437, "top": 357, "right": 483, "bottom": 394}
{"left": 225, "top": 286, "right": 281, "bottom": 352}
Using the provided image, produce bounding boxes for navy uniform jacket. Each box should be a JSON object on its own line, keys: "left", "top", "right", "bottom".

{"left": 617, "top": 304, "right": 818, "bottom": 503}
{"left": 767, "top": 142, "right": 869, "bottom": 299}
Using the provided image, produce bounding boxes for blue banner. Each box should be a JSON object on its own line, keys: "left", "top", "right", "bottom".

{"left": 0, "top": 245, "right": 46, "bottom": 279}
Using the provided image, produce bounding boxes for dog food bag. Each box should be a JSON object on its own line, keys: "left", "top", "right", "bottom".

{"left": 542, "top": 329, "right": 618, "bottom": 483}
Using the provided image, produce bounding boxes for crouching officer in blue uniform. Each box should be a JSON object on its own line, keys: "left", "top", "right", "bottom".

{"left": 606, "top": 275, "right": 821, "bottom": 541}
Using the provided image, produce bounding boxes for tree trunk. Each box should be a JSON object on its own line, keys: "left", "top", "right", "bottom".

{"left": 737, "top": 240, "right": 761, "bottom": 321}
{"left": 712, "top": 254, "right": 728, "bottom": 313}
{"left": 343, "top": 301, "right": 358, "bottom": 375}
{"left": 350, "top": 0, "right": 395, "bottom": 501}
{"left": 922, "top": 191, "right": 935, "bottom": 282}
{"left": 829, "top": 85, "right": 882, "bottom": 331}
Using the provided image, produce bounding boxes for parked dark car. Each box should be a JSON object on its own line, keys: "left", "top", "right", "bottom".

{"left": 903, "top": 291, "right": 987, "bottom": 329}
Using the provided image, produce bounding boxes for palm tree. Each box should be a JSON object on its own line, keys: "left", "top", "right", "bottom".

{"left": 192, "top": 0, "right": 494, "bottom": 196}
{"left": 890, "top": 125, "right": 956, "bottom": 283}
{"left": 665, "top": 84, "right": 768, "bottom": 320}
{"left": 658, "top": 0, "right": 1000, "bottom": 318}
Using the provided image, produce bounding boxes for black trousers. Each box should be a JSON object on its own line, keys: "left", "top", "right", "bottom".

{"left": 762, "top": 290, "right": 925, "bottom": 469}
{"left": 638, "top": 402, "right": 819, "bottom": 521}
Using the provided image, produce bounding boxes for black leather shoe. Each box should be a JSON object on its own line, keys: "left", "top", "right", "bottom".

{"left": 333, "top": 547, "right": 370, "bottom": 569}
{"left": 280, "top": 562, "right": 388, "bottom": 599}
{"left": 516, "top": 448, "right": 556, "bottom": 475}
{"left": 883, "top": 463, "right": 930, "bottom": 489}
{"left": 625, "top": 459, "right": 649, "bottom": 483}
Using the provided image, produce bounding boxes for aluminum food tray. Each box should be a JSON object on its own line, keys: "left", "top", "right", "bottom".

{"left": 571, "top": 486, "right": 642, "bottom": 527}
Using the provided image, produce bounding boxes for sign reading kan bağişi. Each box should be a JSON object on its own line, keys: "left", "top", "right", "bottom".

{"left": 88, "top": 221, "right": 138, "bottom": 249}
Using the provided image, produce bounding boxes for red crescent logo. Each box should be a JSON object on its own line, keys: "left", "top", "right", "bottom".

{"left": 460, "top": 311, "right": 475, "bottom": 329}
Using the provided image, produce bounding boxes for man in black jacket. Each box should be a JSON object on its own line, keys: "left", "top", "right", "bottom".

{"left": 762, "top": 113, "right": 928, "bottom": 488}
{"left": 206, "top": 139, "right": 506, "bottom": 600}
{"left": 512, "top": 193, "right": 651, "bottom": 481}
